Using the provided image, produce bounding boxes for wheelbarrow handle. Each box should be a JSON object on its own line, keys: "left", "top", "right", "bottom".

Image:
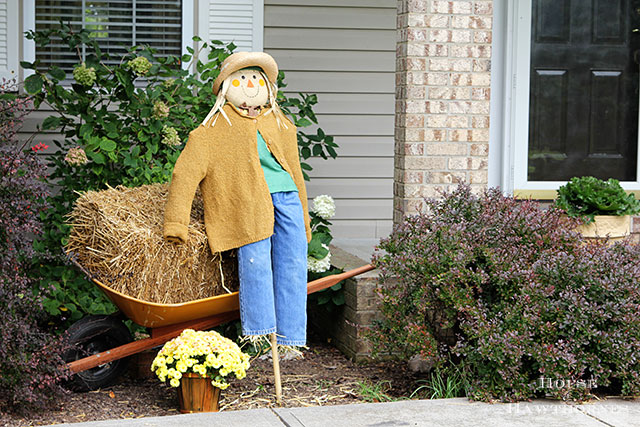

{"left": 306, "top": 264, "right": 375, "bottom": 295}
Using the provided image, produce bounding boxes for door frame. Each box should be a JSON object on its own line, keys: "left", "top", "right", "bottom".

{"left": 489, "top": 0, "right": 640, "bottom": 197}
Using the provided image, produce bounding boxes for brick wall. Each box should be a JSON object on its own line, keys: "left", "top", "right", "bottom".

{"left": 308, "top": 246, "right": 384, "bottom": 362}
{"left": 394, "top": 0, "right": 493, "bottom": 222}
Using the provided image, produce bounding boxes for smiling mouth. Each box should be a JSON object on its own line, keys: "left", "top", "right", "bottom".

{"left": 241, "top": 86, "right": 260, "bottom": 98}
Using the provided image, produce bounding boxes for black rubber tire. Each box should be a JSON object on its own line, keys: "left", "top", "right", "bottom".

{"left": 62, "top": 315, "right": 133, "bottom": 391}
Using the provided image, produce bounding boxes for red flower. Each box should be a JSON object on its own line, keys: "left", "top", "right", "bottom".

{"left": 31, "top": 142, "right": 49, "bottom": 152}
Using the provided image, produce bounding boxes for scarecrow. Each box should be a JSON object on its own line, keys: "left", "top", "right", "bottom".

{"left": 163, "top": 52, "right": 311, "bottom": 402}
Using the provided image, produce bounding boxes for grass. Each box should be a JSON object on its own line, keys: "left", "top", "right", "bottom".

{"left": 410, "top": 367, "right": 467, "bottom": 400}
{"left": 356, "top": 380, "right": 400, "bottom": 403}
{"left": 357, "top": 366, "right": 468, "bottom": 403}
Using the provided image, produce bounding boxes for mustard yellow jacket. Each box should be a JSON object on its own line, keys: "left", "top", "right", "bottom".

{"left": 163, "top": 103, "right": 312, "bottom": 253}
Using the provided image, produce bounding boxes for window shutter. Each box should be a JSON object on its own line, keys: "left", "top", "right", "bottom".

{"left": 0, "top": 0, "right": 19, "bottom": 81}
{"left": 35, "top": 0, "right": 183, "bottom": 73}
{"left": 198, "top": 0, "right": 263, "bottom": 52}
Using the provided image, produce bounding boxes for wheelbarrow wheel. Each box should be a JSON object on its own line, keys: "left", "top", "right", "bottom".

{"left": 62, "top": 315, "right": 133, "bottom": 391}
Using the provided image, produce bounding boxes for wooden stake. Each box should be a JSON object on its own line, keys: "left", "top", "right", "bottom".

{"left": 270, "top": 332, "right": 282, "bottom": 405}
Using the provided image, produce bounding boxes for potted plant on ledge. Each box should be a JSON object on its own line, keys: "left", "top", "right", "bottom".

{"left": 554, "top": 176, "right": 640, "bottom": 241}
{"left": 151, "top": 329, "right": 250, "bottom": 413}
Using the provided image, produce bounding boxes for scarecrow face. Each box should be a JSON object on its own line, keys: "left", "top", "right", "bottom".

{"left": 225, "top": 68, "right": 269, "bottom": 109}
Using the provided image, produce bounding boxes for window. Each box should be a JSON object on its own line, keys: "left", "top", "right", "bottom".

{"left": 494, "top": 0, "right": 640, "bottom": 196}
{"left": 35, "top": 0, "right": 183, "bottom": 73}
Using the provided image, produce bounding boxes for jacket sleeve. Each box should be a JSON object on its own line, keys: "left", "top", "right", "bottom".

{"left": 163, "top": 128, "right": 208, "bottom": 244}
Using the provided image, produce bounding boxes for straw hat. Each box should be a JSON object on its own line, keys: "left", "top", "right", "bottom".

{"left": 212, "top": 51, "right": 278, "bottom": 95}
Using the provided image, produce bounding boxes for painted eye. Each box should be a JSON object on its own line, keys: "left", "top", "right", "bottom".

{"left": 259, "top": 79, "right": 265, "bottom": 86}
{"left": 253, "top": 75, "right": 257, "bottom": 79}
{"left": 241, "top": 75, "right": 245, "bottom": 79}
{"left": 232, "top": 79, "right": 240, "bottom": 87}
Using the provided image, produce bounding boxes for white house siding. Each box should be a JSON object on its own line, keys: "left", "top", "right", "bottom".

{"left": 263, "top": 0, "right": 396, "bottom": 241}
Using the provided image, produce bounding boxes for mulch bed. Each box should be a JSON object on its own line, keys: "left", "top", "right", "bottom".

{"left": 0, "top": 336, "right": 418, "bottom": 426}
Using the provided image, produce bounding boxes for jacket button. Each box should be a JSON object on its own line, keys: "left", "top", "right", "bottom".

{"left": 253, "top": 119, "right": 257, "bottom": 123}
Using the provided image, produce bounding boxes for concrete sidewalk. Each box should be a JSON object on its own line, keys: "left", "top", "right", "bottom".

{"left": 46, "top": 397, "right": 639, "bottom": 427}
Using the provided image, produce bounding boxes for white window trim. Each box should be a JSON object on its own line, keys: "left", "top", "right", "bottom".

{"left": 182, "top": 0, "right": 195, "bottom": 71}
{"left": 490, "top": 0, "right": 640, "bottom": 196}
{"left": 22, "top": 0, "right": 36, "bottom": 80}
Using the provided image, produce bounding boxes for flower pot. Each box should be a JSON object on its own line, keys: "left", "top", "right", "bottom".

{"left": 576, "top": 215, "right": 630, "bottom": 242}
{"left": 177, "top": 373, "right": 221, "bottom": 413}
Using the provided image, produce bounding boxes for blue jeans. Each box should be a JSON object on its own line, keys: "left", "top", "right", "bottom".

{"left": 237, "top": 191, "right": 308, "bottom": 346}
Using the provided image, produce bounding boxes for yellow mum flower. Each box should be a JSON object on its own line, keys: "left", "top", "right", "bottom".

{"left": 153, "top": 329, "right": 251, "bottom": 389}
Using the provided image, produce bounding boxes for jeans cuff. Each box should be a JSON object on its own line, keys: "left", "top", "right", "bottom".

{"left": 242, "top": 326, "right": 277, "bottom": 336}
{"left": 277, "top": 338, "right": 306, "bottom": 346}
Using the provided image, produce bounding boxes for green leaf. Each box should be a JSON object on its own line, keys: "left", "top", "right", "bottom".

{"left": 104, "top": 121, "right": 117, "bottom": 133}
{"left": 331, "top": 293, "right": 345, "bottom": 306}
{"left": 326, "top": 145, "right": 338, "bottom": 158}
{"left": 296, "top": 118, "right": 312, "bottom": 127}
{"left": 123, "top": 153, "right": 138, "bottom": 168}
{"left": 100, "top": 138, "right": 117, "bottom": 152}
{"left": 42, "top": 116, "right": 61, "bottom": 130}
{"left": 85, "top": 135, "right": 101, "bottom": 150}
{"left": 88, "top": 151, "right": 106, "bottom": 164}
{"left": 137, "top": 130, "right": 149, "bottom": 142}
{"left": 317, "top": 232, "right": 332, "bottom": 245}
{"left": 49, "top": 66, "right": 66, "bottom": 81}
{"left": 308, "top": 237, "right": 329, "bottom": 258}
{"left": 42, "top": 299, "right": 61, "bottom": 315}
{"left": 24, "top": 74, "right": 43, "bottom": 94}
{"left": 317, "top": 293, "right": 331, "bottom": 305}
{"left": 312, "top": 144, "right": 324, "bottom": 157}
{"left": 20, "top": 61, "right": 36, "bottom": 70}
{"left": 79, "top": 123, "right": 93, "bottom": 138}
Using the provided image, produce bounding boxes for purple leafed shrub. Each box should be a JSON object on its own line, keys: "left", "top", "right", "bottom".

{"left": 371, "top": 184, "right": 640, "bottom": 401}
{"left": 0, "top": 79, "right": 69, "bottom": 412}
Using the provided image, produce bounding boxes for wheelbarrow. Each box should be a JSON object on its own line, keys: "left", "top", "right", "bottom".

{"left": 64, "top": 255, "right": 374, "bottom": 391}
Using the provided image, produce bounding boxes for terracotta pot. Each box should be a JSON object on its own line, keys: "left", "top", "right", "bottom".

{"left": 576, "top": 215, "right": 630, "bottom": 242}
{"left": 177, "top": 373, "right": 221, "bottom": 413}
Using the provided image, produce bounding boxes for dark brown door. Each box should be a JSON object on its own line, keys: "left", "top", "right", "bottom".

{"left": 528, "top": 0, "right": 640, "bottom": 181}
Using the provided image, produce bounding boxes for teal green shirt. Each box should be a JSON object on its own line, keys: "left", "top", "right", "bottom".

{"left": 257, "top": 131, "right": 298, "bottom": 193}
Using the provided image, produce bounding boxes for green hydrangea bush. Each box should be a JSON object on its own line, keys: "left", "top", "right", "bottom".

{"left": 22, "top": 22, "right": 338, "bottom": 327}
{"left": 370, "top": 184, "right": 640, "bottom": 401}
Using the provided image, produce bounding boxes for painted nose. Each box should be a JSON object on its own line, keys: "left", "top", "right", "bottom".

{"left": 247, "top": 79, "right": 254, "bottom": 88}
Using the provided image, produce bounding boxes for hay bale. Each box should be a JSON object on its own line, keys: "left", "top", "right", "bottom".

{"left": 65, "top": 183, "right": 238, "bottom": 304}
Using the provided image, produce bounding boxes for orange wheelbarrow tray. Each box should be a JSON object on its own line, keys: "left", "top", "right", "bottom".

{"left": 66, "top": 255, "right": 374, "bottom": 375}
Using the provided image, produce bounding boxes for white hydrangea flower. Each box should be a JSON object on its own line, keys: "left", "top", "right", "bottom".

{"left": 307, "top": 244, "right": 331, "bottom": 273}
{"left": 312, "top": 194, "right": 336, "bottom": 220}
